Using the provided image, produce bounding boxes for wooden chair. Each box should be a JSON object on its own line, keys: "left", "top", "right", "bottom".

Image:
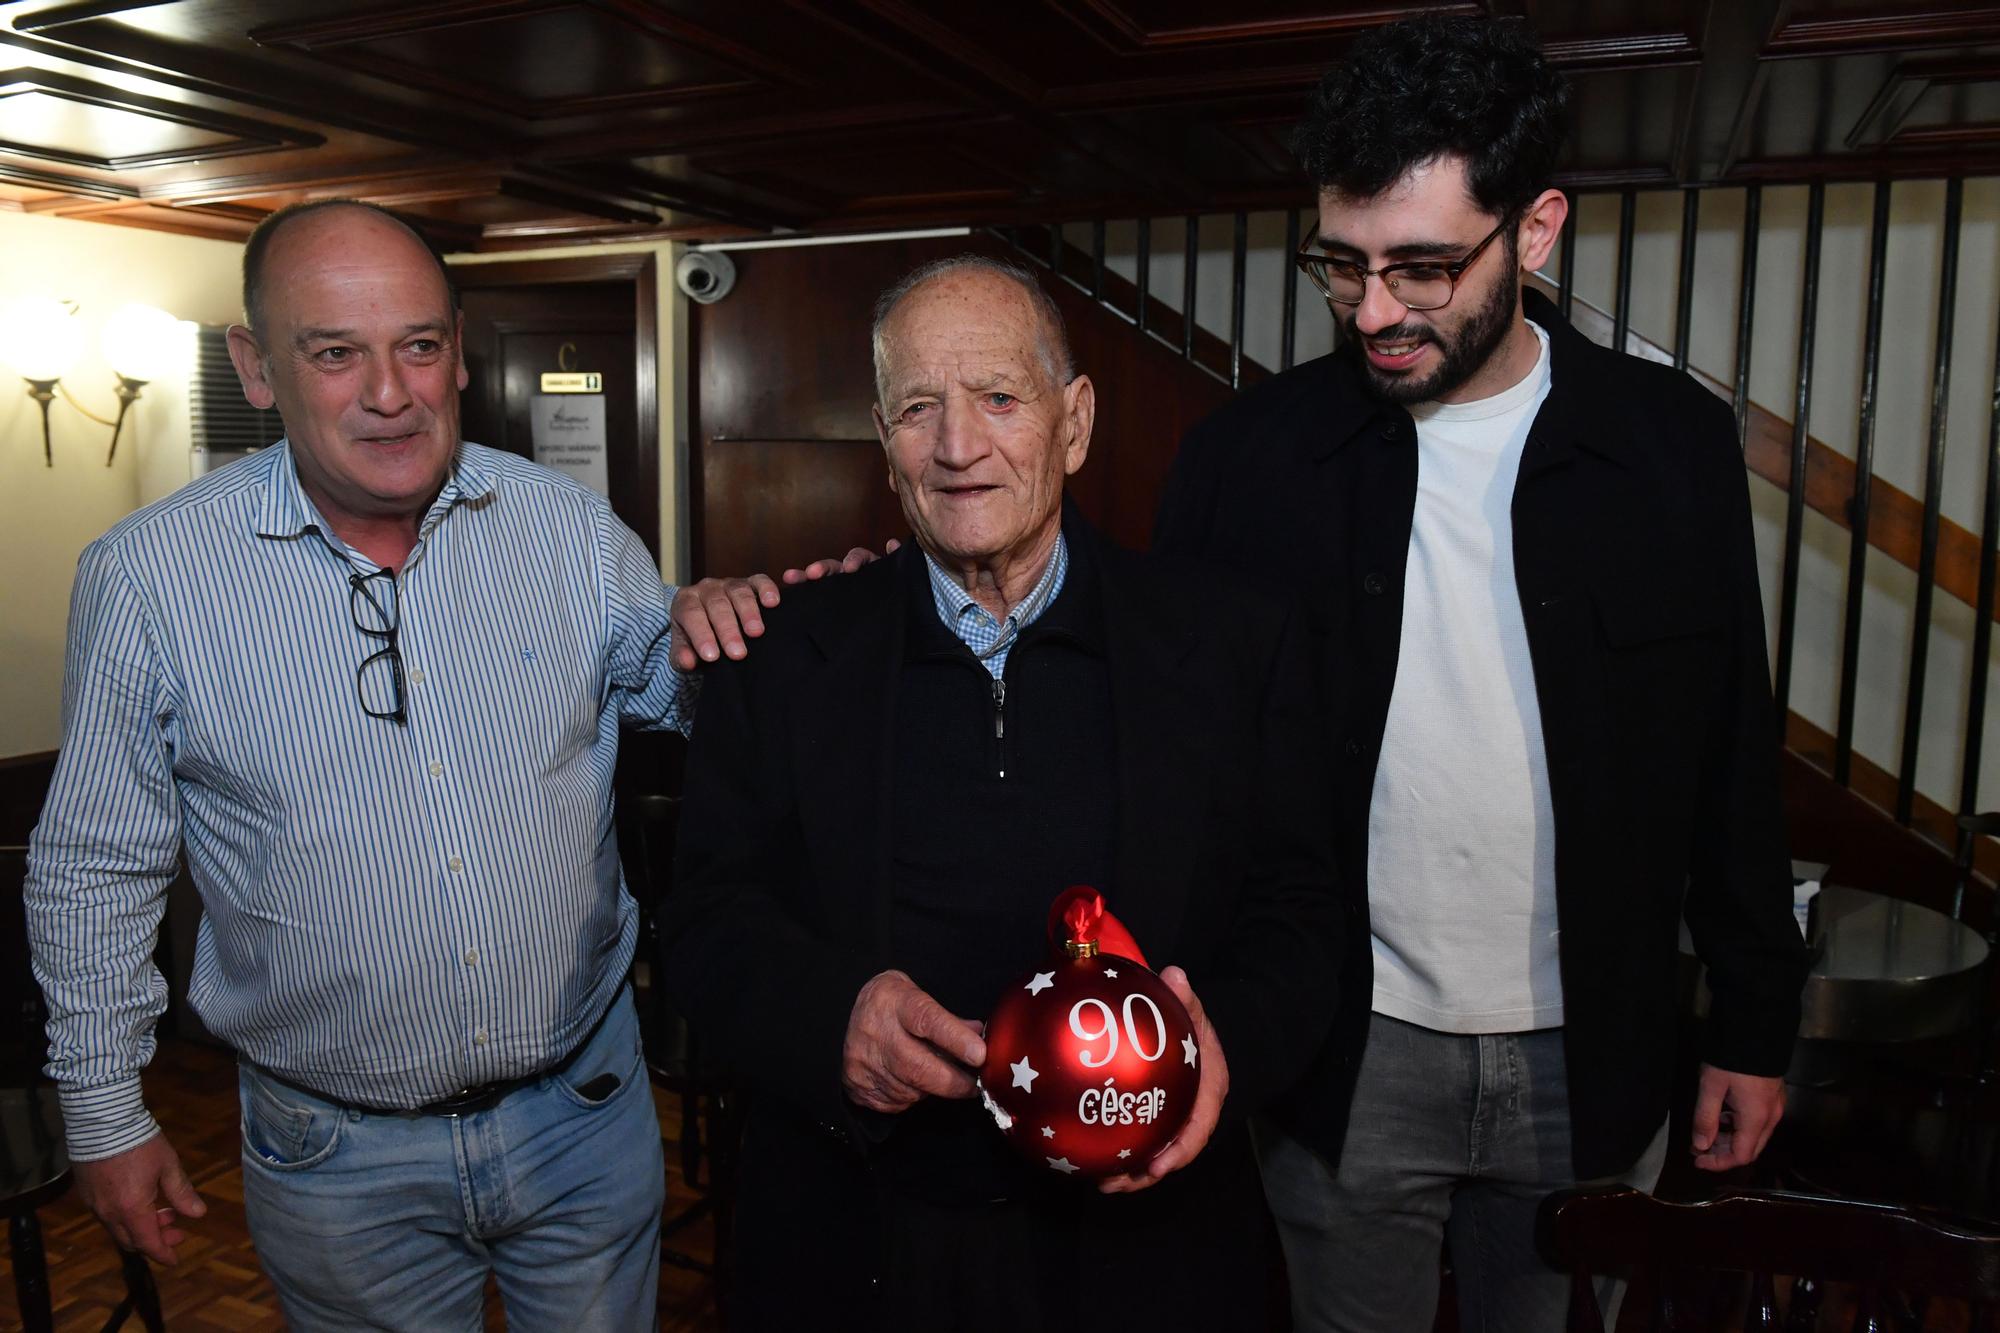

{"left": 0, "top": 847, "right": 164, "bottom": 1333}
{"left": 1538, "top": 1186, "right": 2000, "bottom": 1332}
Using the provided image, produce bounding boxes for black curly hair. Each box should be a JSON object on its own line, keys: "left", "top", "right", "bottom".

{"left": 1292, "top": 15, "right": 1570, "bottom": 217}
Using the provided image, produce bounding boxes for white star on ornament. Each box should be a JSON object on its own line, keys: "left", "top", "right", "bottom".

{"left": 1182, "top": 1033, "right": 1199, "bottom": 1067}
{"left": 1040, "top": 1125, "right": 1055, "bottom": 1139}
{"left": 1047, "top": 1156, "right": 1079, "bottom": 1174}
{"left": 1117, "top": 1148, "right": 1132, "bottom": 1159}
{"left": 1025, "top": 971, "right": 1055, "bottom": 996}
{"left": 1010, "top": 1056, "right": 1039, "bottom": 1092}
{"left": 1103, "top": 967, "right": 1119, "bottom": 978}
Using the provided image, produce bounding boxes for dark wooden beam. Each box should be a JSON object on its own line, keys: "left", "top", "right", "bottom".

{"left": 1685, "top": 0, "right": 1784, "bottom": 180}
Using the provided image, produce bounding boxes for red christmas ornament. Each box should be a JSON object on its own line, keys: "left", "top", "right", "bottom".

{"left": 978, "top": 889, "right": 1199, "bottom": 1180}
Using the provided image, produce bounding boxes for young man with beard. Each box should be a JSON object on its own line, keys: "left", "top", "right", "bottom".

{"left": 1154, "top": 16, "right": 1809, "bottom": 1330}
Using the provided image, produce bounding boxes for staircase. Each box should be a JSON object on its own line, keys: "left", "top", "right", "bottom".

{"left": 989, "top": 194, "right": 2000, "bottom": 921}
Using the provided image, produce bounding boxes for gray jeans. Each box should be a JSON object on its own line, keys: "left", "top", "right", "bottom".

{"left": 1257, "top": 1012, "right": 1668, "bottom": 1333}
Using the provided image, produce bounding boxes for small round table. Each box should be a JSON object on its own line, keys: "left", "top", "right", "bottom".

{"left": 1683, "top": 884, "right": 1998, "bottom": 1214}
{"left": 1680, "top": 883, "right": 1990, "bottom": 1043}
{"left": 1798, "top": 884, "right": 1990, "bottom": 1043}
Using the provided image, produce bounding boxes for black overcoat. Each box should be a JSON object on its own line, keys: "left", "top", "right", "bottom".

{"left": 1155, "top": 288, "right": 1810, "bottom": 1179}
{"left": 664, "top": 515, "right": 1350, "bottom": 1329}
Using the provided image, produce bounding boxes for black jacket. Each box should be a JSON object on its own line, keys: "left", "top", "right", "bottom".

{"left": 664, "top": 516, "right": 1349, "bottom": 1327}
{"left": 1155, "top": 289, "right": 1809, "bottom": 1178}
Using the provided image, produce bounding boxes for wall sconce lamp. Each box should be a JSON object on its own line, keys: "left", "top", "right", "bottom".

{"left": 2, "top": 297, "right": 83, "bottom": 467}
{"left": 0, "top": 298, "right": 183, "bottom": 467}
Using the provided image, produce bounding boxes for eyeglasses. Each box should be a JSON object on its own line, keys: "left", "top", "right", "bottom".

{"left": 350, "top": 569, "right": 407, "bottom": 725}
{"left": 1294, "top": 213, "right": 1515, "bottom": 312}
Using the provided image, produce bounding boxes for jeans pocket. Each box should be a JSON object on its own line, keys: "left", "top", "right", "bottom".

{"left": 240, "top": 1071, "right": 343, "bottom": 1172}
{"left": 552, "top": 1027, "right": 644, "bottom": 1111}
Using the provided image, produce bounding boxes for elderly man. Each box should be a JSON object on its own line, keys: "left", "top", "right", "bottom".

{"left": 664, "top": 254, "right": 1348, "bottom": 1331}
{"left": 1157, "top": 16, "right": 1809, "bottom": 1330}
{"left": 24, "top": 198, "right": 789, "bottom": 1329}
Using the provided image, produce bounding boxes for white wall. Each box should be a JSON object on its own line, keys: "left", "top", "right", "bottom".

{"left": 0, "top": 211, "right": 244, "bottom": 759}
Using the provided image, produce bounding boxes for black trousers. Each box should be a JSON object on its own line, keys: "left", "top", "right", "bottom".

{"left": 873, "top": 1130, "right": 1284, "bottom": 1333}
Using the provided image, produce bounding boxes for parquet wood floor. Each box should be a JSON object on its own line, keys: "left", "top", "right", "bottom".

{"left": 0, "top": 1039, "right": 721, "bottom": 1332}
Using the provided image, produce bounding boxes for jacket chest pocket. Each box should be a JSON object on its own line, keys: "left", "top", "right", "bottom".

{"left": 1592, "top": 580, "right": 1725, "bottom": 649}
{"left": 1586, "top": 573, "right": 1730, "bottom": 775}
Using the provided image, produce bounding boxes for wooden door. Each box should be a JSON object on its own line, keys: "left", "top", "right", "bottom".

{"left": 453, "top": 256, "right": 660, "bottom": 561}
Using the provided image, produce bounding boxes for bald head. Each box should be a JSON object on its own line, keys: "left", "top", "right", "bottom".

{"left": 222, "top": 197, "right": 469, "bottom": 559}
{"left": 242, "top": 200, "right": 456, "bottom": 335}
{"left": 871, "top": 255, "right": 1072, "bottom": 407}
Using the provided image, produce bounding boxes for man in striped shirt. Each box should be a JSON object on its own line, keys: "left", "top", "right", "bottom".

{"left": 24, "top": 199, "right": 778, "bottom": 1329}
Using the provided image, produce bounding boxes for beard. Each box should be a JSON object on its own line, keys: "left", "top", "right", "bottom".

{"left": 1338, "top": 245, "right": 1520, "bottom": 406}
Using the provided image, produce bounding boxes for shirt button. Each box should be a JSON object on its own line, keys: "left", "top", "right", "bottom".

{"left": 1363, "top": 572, "right": 1387, "bottom": 596}
{"left": 473, "top": 1029, "right": 488, "bottom": 1046}
{"left": 410, "top": 668, "right": 425, "bottom": 685}
{"left": 428, "top": 760, "right": 444, "bottom": 777}
{"left": 448, "top": 855, "right": 464, "bottom": 874}
{"left": 463, "top": 948, "right": 479, "bottom": 966}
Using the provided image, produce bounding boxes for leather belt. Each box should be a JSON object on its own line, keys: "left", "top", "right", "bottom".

{"left": 252, "top": 1002, "right": 613, "bottom": 1118}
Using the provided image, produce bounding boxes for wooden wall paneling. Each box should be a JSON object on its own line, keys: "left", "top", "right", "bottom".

{"left": 690, "top": 229, "right": 1240, "bottom": 578}
{"left": 3, "top": 8, "right": 513, "bottom": 155}
{"left": 0, "top": 68, "right": 320, "bottom": 170}
{"left": 1053, "top": 0, "right": 1453, "bottom": 53}
{"left": 1848, "top": 56, "right": 2000, "bottom": 151}
{"left": 67, "top": 201, "right": 257, "bottom": 240}
{"left": 700, "top": 439, "right": 906, "bottom": 581}
{"left": 1685, "top": 0, "right": 1782, "bottom": 179}
{"left": 1764, "top": 4, "right": 2000, "bottom": 59}
{"left": 250, "top": 3, "right": 776, "bottom": 122}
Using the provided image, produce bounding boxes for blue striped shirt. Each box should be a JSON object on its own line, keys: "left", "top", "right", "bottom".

{"left": 25, "top": 441, "right": 689, "bottom": 1160}
{"left": 922, "top": 534, "right": 1069, "bottom": 677}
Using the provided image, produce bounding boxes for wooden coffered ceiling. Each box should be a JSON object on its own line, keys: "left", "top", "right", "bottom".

{"left": 0, "top": 0, "right": 1998, "bottom": 250}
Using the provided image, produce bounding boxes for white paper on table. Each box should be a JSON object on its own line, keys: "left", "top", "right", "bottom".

{"left": 529, "top": 394, "right": 609, "bottom": 497}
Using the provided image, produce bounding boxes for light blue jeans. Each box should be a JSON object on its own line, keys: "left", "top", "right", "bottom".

{"left": 238, "top": 991, "right": 665, "bottom": 1332}
{"left": 1258, "top": 1012, "right": 1668, "bottom": 1333}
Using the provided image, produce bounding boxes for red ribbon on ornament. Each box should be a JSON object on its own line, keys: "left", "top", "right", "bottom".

{"left": 1046, "top": 885, "right": 1148, "bottom": 967}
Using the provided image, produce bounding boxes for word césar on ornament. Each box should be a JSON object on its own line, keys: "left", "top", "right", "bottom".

{"left": 1078, "top": 1079, "right": 1168, "bottom": 1127}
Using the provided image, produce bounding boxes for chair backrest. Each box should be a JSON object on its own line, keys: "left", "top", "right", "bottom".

{"left": 0, "top": 847, "right": 49, "bottom": 1086}
{"left": 612, "top": 733, "right": 693, "bottom": 1073}
{"left": 1538, "top": 1186, "right": 2000, "bottom": 1332}
{"left": 1954, "top": 811, "right": 2000, "bottom": 923}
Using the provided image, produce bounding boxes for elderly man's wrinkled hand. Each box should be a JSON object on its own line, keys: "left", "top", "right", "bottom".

{"left": 842, "top": 969, "right": 987, "bottom": 1115}
{"left": 782, "top": 539, "right": 901, "bottom": 585}
{"left": 1098, "top": 965, "right": 1229, "bottom": 1194}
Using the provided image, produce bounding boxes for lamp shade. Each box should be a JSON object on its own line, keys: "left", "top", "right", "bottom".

{"left": 102, "top": 303, "right": 184, "bottom": 383}
{"left": 0, "top": 297, "right": 83, "bottom": 382}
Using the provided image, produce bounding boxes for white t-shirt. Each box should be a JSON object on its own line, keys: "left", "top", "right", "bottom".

{"left": 1367, "top": 324, "right": 1563, "bottom": 1033}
